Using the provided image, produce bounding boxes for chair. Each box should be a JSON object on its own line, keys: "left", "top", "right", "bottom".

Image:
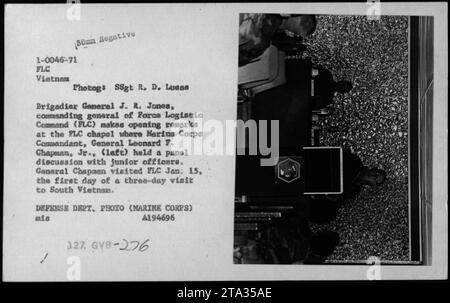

{"left": 238, "top": 45, "right": 287, "bottom": 95}
{"left": 238, "top": 45, "right": 279, "bottom": 85}
{"left": 250, "top": 50, "right": 286, "bottom": 95}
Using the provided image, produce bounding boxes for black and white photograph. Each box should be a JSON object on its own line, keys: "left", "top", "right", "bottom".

{"left": 234, "top": 13, "right": 434, "bottom": 265}
{"left": 2, "top": 2, "right": 446, "bottom": 284}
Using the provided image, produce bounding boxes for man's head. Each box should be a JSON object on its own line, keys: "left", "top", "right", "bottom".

{"left": 358, "top": 168, "right": 387, "bottom": 186}
{"left": 282, "top": 15, "right": 317, "bottom": 38}
{"left": 332, "top": 80, "right": 353, "bottom": 93}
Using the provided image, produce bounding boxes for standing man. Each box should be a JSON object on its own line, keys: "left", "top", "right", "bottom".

{"left": 306, "top": 149, "right": 387, "bottom": 224}
{"left": 312, "top": 67, "right": 353, "bottom": 109}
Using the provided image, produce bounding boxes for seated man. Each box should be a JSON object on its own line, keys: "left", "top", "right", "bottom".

{"left": 257, "top": 211, "right": 339, "bottom": 264}
{"left": 312, "top": 67, "right": 353, "bottom": 109}
{"left": 239, "top": 14, "right": 316, "bottom": 66}
{"left": 305, "top": 150, "right": 387, "bottom": 224}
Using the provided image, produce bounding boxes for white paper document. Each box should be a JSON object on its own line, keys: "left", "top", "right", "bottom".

{"left": 3, "top": 3, "right": 448, "bottom": 281}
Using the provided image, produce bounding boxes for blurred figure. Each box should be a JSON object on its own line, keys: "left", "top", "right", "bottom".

{"left": 305, "top": 151, "right": 387, "bottom": 226}
{"left": 260, "top": 211, "right": 339, "bottom": 264}
{"left": 279, "top": 14, "right": 317, "bottom": 38}
{"left": 342, "top": 149, "right": 387, "bottom": 200}
{"left": 262, "top": 211, "right": 311, "bottom": 264}
{"left": 312, "top": 67, "right": 353, "bottom": 109}
{"left": 239, "top": 14, "right": 316, "bottom": 66}
{"left": 235, "top": 239, "right": 266, "bottom": 264}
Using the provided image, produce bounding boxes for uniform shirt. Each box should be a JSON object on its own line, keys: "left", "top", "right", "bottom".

{"left": 239, "top": 14, "right": 282, "bottom": 66}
